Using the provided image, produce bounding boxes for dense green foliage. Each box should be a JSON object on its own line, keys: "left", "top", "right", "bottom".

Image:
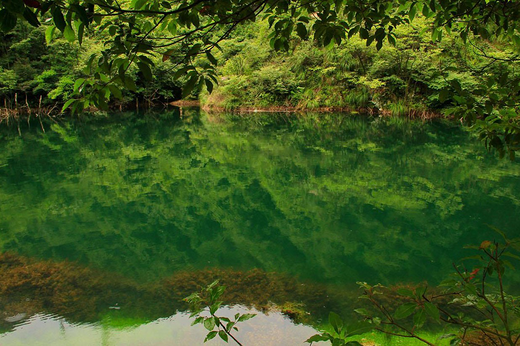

{"left": 0, "top": 23, "right": 183, "bottom": 109}
{"left": 3, "top": 0, "right": 520, "bottom": 105}
{"left": 203, "top": 18, "right": 518, "bottom": 116}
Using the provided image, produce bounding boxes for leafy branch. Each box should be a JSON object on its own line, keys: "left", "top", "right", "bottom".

{"left": 185, "top": 280, "right": 256, "bottom": 345}
{"left": 357, "top": 228, "right": 520, "bottom": 346}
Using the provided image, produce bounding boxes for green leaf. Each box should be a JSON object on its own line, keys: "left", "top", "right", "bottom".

{"left": 388, "top": 34, "right": 396, "bottom": 46}
{"left": 359, "top": 27, "right": 369, "bottom": 39}
{"left": 182, "top": 73, "right": 199, "bottom": 98}
{"left": 0, "top": 9, "right": 17, "bottom": 33}
{"left": 70, "top": 99, "right": 85, "bottom": 115}
{"left": 132, "top": 0, "right": 148, "bottom": 10}
{"left": 53, "top": 7, "right": 66, "bottom": 32}
{"left": 394, "top": 303, "right": 416, "bottom": 320}
{"left": 409, "top": 3, "right": 417, "bottom": 21}
{"left": 209, "top": 301, "right": 222, "bottom": 315}
{"left": 348, "top": 27, "right": 358, "bottom": 38}
{"left": 23, "top": 8, "right": 40, "bottom": 27}
{"left": 488, "top": 225, "right": 507, "bottom": 241}
{"left": 109, "top": 25, "right": 119, "bottom": 36}
{"left": 415, "top": 286, "right": 427, "bottom": 298}
{"left": 451, "top": 80, "right": 462, "bottom": 92}
{"left": 218, "top": 331, "right": 228, "bottom": 342}
{"left": 305, "top": 334, "right": 330, "bottom": 343}
{"left": 99, "top": 73, "right": 110, "bottom": 83}
{"left": 3, "top": 0, "right": 24, "bottom": 14}
{"left": 63, "top": 25, "right": 75, "bottom": 43}
{"left": 108, "top": 85, "right": 123, "bottom": 99}
{"left": 345, "top": 321, "right": 373, "bottom": 337}
{"left": 225, "top": 321, "right": 235, "bottom": 332}
{"left": 205, "top": 79, "right": 213, "bottom": 93}
{"left": 203, "top": 317, "right": 216, "bottom": 331}
{"left": 77, "top": 23, "right": 84, "bottom": 45}
{"left": 439, "top": 89, "right": 450, "bottom": 102}
{"left": 167, "top": 20, "right": 177, "bottom": 35}
{"left": 450, "top": 337, "right": 462, "bottom": 346}
{"left": 413, "top": 308, "right": 426, "bottom": 328}
{"left": 328, "top": 312, "right": 343, "bottom": 334}
{"left": 94, "top": 95, "right": 109, "bottom": 111}
{"left": 374, "top": 28, "right": 385, "bottom": 39}
{"left": 45, "top": 25, "right": 56, "bottom": 44}
{"left": 296, "top": 22, "right": 308, "bottom": 39}
{"left": 71, "top": 4, "right": 89, "bottom": 26}
{"left": 62, "top": 98, "right": 76, "bottom": 111}
{"left": 206, "top": 51, "right": 218, "bottom": 65}
{"left": 73, "top": 78, "right": 85, "bottom": 93}
{"left": 274, "top": 38, "right": 283, "bottom": 51}
{"left": 439, "top": 334, "right": 457, "bottom": 340}
{"left": 354, "top": 308, "right": 369, "bottom": 316}
{"left": 422, "top": 4, "right": 430, "bottom": 18}
{"left": 187, "top": 43, "right": 202, "bottom": 57}
{"left": 135, "top": 56, "right": 150, "bottom": 70}
{"left": 424, "top": 302, "right": 440, "bottom": 321}
{"left": 124, "top": 76, "right": 137, "bottom": 92}
{"left": 191, "top": 316, "right": 204, "bottom": 326}
{"left": 204, "top": 331, "right": 217, "bottom": 342}
{"left": 173, "top": 67, "right": 190, "bottom": 80}
{"left": 137, "top": 62, "right": 153, "bottom": 81}
{"left": 504, "top": 252, "right": 520, "bottom": 261}
{"left": 485, "top": 100, "right": 493, "bottom": 114}
{"left": 237, "top": 313, "right": 256, "bottom": 322}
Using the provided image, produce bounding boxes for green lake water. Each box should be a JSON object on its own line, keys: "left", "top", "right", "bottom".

{"left": 0, "top": 109, "right": 519, "bottom": 345}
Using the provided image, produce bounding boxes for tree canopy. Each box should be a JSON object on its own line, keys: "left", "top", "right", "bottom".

{"left": 1, "top": 0, "right": 520, "bottom": 155}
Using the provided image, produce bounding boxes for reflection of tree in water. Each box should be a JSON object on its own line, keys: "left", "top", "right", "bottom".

{"left": 0, "top": 111, "right": 519, "bottom": 286}
{"left": 0, "top": 252, "right": 353, "bottom": 332}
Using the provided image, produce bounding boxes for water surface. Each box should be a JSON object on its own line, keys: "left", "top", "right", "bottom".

{"left": 0, "top": 110, "right": 519, "bottom": 344}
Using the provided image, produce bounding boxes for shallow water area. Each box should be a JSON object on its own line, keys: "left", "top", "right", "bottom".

{"left": 0, "top": 307, "right": 318, "bottom": 346}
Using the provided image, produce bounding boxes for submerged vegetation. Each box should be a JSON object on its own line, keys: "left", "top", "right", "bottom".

{"left": 0, "top": 251, "right": 345, "bottom": 329}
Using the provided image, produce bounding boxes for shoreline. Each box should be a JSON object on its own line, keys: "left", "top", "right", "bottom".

{"left": 1, "top": 101, "right": 443, "bottom": 125}
{"left": 201, "top": 103, "right": 442, "bottom": 120}
{"left": 170, "top": 100, "right": 443, "bottom": 120}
